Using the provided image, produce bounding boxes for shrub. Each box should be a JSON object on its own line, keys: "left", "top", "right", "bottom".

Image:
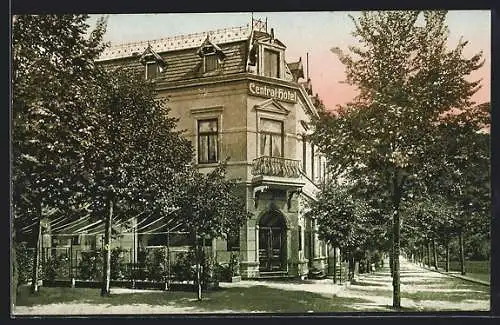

{"left": 144, "top": 248, "right": 168, "bottom": 281}
{"left": 43, "top": 254, "right": 70, "bottom": 280}
{"left": 15, "top": 243, "right": 43, "bottom": 285}
{"left": 215, "top": 263, "right": 231, "bottom": 281}
{"left": 78, "top": 248, "right": 130, "bottom": 280}
{"left": 78, "top": 250, "right": 103, "bottom": 280}
{"left": 171, "top": 248, "right": 219, "bottom": 284}
{"left": 171, "top": 251, "right": 195, "bottom": 282}
{"left": 16, "top": 243, "right": 33, "bottom": 285}
{"left": 110, "top": 248, "right": 128, "bottom": 280}
{"left": 202, "top": 254, "right": 218, "bottom": 284}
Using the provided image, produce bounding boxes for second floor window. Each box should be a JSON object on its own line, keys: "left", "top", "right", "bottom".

{"left": 260, "top": 118, "right": 283, "bottom": 157}
{"left": 198, "top": 119, "right": 218, "bottom": 164}
{"left": 264, "top": 49, "right": 280, "bottom": 78}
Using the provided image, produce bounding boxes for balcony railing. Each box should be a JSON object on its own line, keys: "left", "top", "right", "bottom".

{"left": 251, "top": 156, "right": 301, "bottom": 178}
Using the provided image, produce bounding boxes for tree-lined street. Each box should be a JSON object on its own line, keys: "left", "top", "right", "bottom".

{"left": 11, "top": 11, "right": 490, "bottom": 314}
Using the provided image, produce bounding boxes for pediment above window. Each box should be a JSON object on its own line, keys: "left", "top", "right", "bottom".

{"left": 254, "top": 29, "right": 286, "bottom": 50}
{"left": 139, "top": 44, "right": 167, "bottom": 70}
{"left": 254, "top": 98, "right": 290, "bottom": 116}
{"left": 196, "top": 35, "right": 226, "bottom": 59}
{"left": 258, "top": 38, "right": 286, "bottom": 49}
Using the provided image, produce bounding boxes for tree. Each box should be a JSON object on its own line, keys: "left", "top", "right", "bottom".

{"left": 401, "top": 195, "right": 458, "bottom": 270}
{"left": 306, "top": 182, "right": 387, "bottom": 281}
{"left": 423, "top": 102, "right": 490, "bottom": 274}
{"left": 12, "top": 14, "right": 107, "bottom": 294}
{"left": 79, "top": 67, "right": 193, "bottom": 296}
{"left": 313, "top": 10, "right": 484, "bottom": 309}
{"left": 173, "top": 162, "right": 250, "bottom": 300}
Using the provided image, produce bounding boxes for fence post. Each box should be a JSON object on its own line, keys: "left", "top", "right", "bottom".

{"left": 339, "top": 250, "right": 342, "bottom": 285}
{"left": 166, "top": 231, "right": 170, "bottom": 291}
{"left": 69, "top": 244, "right": 73, "bottom": 282}
{"left": 75, "top": 250, "right": 79, "bottom": 283}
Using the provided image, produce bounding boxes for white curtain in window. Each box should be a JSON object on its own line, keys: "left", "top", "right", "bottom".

{"left": 199, "top": 136, "right": 208, "bottom": 162}
{"left": 208, "top": 134, "right": 217, "bottom": 162}
{"left": 272, "top": 134, "right": 282, "bottom": 157}
{"left": 260, "top": 133, "right": 270, "bottom": 156}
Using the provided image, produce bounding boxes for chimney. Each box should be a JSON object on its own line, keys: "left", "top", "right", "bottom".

{"left": 306, "top": 52, "right": 309, "bottom": 80}
{"left": 270, "top": 28, "right": 274, "bottom": 40}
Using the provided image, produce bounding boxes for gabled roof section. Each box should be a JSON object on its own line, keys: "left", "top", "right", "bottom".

{"left": 253, "top": 29, "right": 286, "bottom": 49}
{"left": 254, "top": 98, "right": 290, "bottom": 116}
{"left": 139, "top": 44, "right": 167, "bottom": 68}
{"left": 287, "top": 57, "right": 304, "bottom": 82}
{"left": 196, "top": 35, "right": 226, "bottom": 59}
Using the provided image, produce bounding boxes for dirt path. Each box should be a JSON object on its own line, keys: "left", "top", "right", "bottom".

{"left": 222, "top": 257, "right": 489, "bottom": 311}
{"left": 13, "top": 257, "right": 489, "bottom": 315}
{"left": 334, "top": 258, "right": 490, "bottom": 311}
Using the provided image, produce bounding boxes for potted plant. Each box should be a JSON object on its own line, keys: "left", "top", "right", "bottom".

{"left": 229, "top": 253, "right": 241, "bottom": 282}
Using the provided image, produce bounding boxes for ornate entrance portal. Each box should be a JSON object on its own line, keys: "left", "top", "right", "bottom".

{"left": 258, "top": 210, "right": 286, "bottom": 272}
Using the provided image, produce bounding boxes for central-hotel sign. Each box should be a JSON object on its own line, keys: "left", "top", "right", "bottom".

{"left": 248, "top": 81, "right": 298, "bottom": 103}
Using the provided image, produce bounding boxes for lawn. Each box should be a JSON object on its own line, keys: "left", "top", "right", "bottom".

{"left": 15, "top": 285, "right": 372, "bottom": 313}
{"left": 464, "top": 273, "right": 490, "bottom": 284}
{"left": 437, "top": 260, "right": 490, "bottom": 281}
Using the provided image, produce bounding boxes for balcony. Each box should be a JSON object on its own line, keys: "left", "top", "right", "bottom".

{"left": 252, "top": 156, "right": 301, "bottom": 178}
{"left": 250, "top": 157, "right": 306, "bottom": 208}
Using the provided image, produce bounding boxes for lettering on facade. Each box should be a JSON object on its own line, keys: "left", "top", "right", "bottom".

{"left": 248, "top": 82, "right": 298, "bottom": 103}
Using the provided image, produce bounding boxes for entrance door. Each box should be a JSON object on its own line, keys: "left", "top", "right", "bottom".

{"left": 258, "top": 210, "right": 286, "bottom": 272}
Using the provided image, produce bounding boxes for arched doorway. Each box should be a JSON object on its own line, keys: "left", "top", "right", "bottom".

{"left": 258, "top": 209, "right": 287, "bottom": 272}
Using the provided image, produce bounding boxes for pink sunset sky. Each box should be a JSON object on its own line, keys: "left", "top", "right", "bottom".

{"left": 88, "top": 11, "right": 491, "bottom": 110}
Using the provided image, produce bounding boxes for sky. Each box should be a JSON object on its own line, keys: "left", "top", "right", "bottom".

{"left": 87, "top": 11, "right": 491, "bottom": 110}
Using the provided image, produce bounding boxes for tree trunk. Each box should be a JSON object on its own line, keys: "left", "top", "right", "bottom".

{"left": 392, "top": 207, "right": 401, "bottom": 309}
{"left": 333, "top": 246, "right": 337, "bottom": 284}
{"left": 101, "top": 198, "right": 113, "bottom": 296}
{"left": 420, "top": 244, "right": 424, "bottom": 267}
{"left": 30, "top": 204, "right": 42, "bottom": 294}
{"left": 339, "top": 249, "right": 342, "bottom": 285}
{"left": 348, "top": 255, "right": 355, "bottom": 282}
{"left": 432, "top": 239, "right": 438, "bottom": 270}
{"left": 426, "top": 241, "right": 431, "bottom": 268}
{"left": 459, "top": 231, "right": 466, "bottom": 275}
{"left": 445, "top": 240, "right": 450, "bottom": 273}
{"left": 195, "top": 232, "right": 202, "bottom": 301}
{"left": 12, "top": 230, "right": 18, "bottom": 309}
{"left": 389, "top": 249, "right": 394, "bottom": 277}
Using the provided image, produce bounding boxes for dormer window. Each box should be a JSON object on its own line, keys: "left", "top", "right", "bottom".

{"left": 204, "top": 53, "right": 219, "bottom": 72}
{"left": 146, "top": 61, "right": 160, "bottom": 80}
{"left": 197, "top": 35, "right": 226, "bottom": 74}
{"left": 264, "top": 49, "right": 280, "bottom": 78}
{"left": 139, "top": 44, "right": 166, "bottom": 80}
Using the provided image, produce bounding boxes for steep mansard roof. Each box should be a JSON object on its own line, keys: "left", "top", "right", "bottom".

{"left": 98, "top": 25, "right": 253, "bottom": 61}
{"left": 98, "top": 23, "right": 300, "bottom": 84}
{"left": 103, "top": 40, "right": 249, "bottom": 82}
